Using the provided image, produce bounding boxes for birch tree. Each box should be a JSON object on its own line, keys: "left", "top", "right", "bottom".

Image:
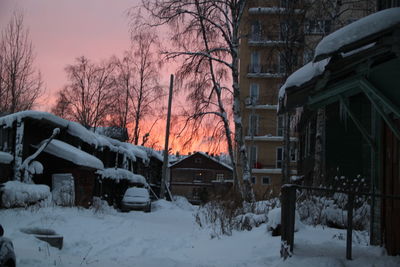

{"left": 52, "top": 56, "right": 116, "bottom": 129}
{"left": 0, "top": 11, "right": 43, "bottom": 114}
{"left": 113, "top": 31, "right": 163, "bottom": 145}
{"left": 139, "top": 0, "right": 254, "bottom": 201}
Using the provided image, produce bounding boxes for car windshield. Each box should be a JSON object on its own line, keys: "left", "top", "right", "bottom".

{"left": 125, "top": 188, "right": 148, "bottom": 198}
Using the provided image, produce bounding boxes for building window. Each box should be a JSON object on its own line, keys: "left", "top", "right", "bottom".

{"left": 249, "top": 83, "right": 259, "bottom": 104}
{"left": 276, "top": 147, "right": 283, "bottom": 168}
{"left": 277, "top": 115, "right": 284, "bottom": 136}
{"left": 216, "top": 173, "right": 224, "bottom": 181}
{"left": 250, "top": 52, "right": 261, "bottom": 73}
{"left": 251, "top": 20, "right": 261, "bottom": 41}
{"left": 248, "top": 114, "right": 259, "bottom": 136}
{"left": 194, "top": 172, "right": 203, "bottom": 182}
{"left": 248, "top": 145, "right": 257, "bottom": 168}
{"left": 290, "top": 147, "right": 297, "bottom": 162}
{"left": 194, "top": 157, "right": 202, "bottom": 164}
{"left": 251, "top": 176, "right": 256, "bottom": 184}
{"left": 304, "top": 20, "right": 331, "bottom": 34}
{"left": 262, "top": 176, "right": 271, "bottom": 185}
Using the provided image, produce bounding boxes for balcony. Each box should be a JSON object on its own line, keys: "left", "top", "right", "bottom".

{"left": 245, "top": 126, "right": 279, "bottom": 138}
{"left": 244, "top": 96, "right": 278, "bottom": 108}
{"left": 247, "top": 64, "right": 285, "bottom": 78}
{"left": 248, "top": 32, "right": 286, "bottom": 46}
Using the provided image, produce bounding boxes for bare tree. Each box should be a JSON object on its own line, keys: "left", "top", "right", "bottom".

{"left": 138, "top": 0, "right": 254, "bottom": 201}
{"left": 52, "top": 56, "right": 116, "bottom": 129}
{"left": 113, "top": 30, "right": 163, "bottom": 145}
{"left": 0, "top": 11, "right": 43, "bottom": 114}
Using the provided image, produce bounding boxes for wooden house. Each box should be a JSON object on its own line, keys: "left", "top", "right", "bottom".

{"left": 169, "top": 152, "right": 233, "bottom": 204}
{"left": 0, "top": 111, "right": 162, "bottom": 207}
{"left": 279, "top": 8, "right": 400, "bottom": 255}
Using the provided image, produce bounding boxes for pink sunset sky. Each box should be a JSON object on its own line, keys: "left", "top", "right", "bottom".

{"left": 0, "top": 0, "right": 226, "bottom": 154}
{"left": 0, "top": 0, "right": 175, "bottom": 110}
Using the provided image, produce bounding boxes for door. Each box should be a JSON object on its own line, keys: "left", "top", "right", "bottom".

{"left": 52, "top": 173, "right": 75, "bottom": 206}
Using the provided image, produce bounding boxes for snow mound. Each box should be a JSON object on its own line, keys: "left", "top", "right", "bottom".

{"left": 1, "top": 181, "right": 51, "bottom": 208}
{"left": 96, "top": 168, "right": 147, "bottom": 185}
{"left": 314, "top": 7, "right": 400, "bottom": 60}
{"left": 152, "top": 199, "right": 176, "bottom": 210}
{"left": 266, "top": 208, "right": 303, "bottom": 232}
{"left": 0, "top": 151, "right": 13, "bottom": 164}
{"left": 173, "top": 196, "right": 195, "bottom": 211}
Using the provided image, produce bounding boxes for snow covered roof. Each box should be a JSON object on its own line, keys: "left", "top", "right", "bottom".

{"left": 278, "top": 8, "right": 400, "bottom": 112}
{"left": 136, "top": 146, "right": 163, "bottom": 161}
{"left": 169, "top": 152, "right": 233, "bottom": 170}
{"left": 40, "top": 139, "right": 104, "bottom": 170}
{"left": 0, "top": 111, "right": 160, "bottom": 164}
{"left": 96, "top": 168, "right": 147, "bottom": 185}
{"left": 278, "top": 58, "right": 330, "bottom": 102}
{"left": 0, "top": 111, "right": 114, "bottom": 149}
{"left": 314, "top": 8, "right": 400, "bottom": 61}
{"left": 0, "top": 151, "right": 13, "bottom": 164}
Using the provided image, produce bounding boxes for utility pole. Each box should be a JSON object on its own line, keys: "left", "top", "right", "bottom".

{"left": 160, "top": 74, "right": 174, "bottom": 199}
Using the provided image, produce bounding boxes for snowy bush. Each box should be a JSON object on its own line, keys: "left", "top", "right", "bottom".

{"left": 296, "top": 192, "right": 370, "bottom": 230}
{"left": 194, "top": 198, "right": 280, "bottom": 238}
{"left": 194, "top": 199, "right": 244, "bottom": 237}
{"left": 1, "top": 181, "right": 51, "bottom": 208}
{"left": 234, "top": 213, "right": 266, "bottom": 231}
{"left": 91, "top": 197, "right": 116, "bottom": 214}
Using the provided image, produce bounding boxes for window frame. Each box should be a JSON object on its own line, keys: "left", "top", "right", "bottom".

{"left": 248, "top": 114, "right": 259, "bottom": 136}
{"left": 216, "top": 173, "right": 224, "bottom": 181}
{"left": 262, "top": 176, "right": 271, "bottom": 185}
{"left": 251, "top": 51, "right": 261, "bottom": 72}
{"left": 249, "top": 83, "right": 260, "bottom": 104}
{"left": 248, "top": 145, "right": 258, "bottom": 168}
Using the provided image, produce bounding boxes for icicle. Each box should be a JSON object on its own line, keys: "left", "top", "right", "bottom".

{"left": 339, "top": 100, "right": 348, "bottom": 129}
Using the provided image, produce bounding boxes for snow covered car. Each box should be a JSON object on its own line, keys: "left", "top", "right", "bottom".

{"left": 121, "top": 187, "right": 151, "bottom": 212}
{"left": 0, "top": 225, "right": 16, "bottom": 267}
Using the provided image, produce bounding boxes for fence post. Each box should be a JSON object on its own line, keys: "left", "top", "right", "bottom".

{"left": 346, "top": 193, "right": 354, "bottom": 260}
{"left": 281, "top": 185, "right": 296, "bottom": 258}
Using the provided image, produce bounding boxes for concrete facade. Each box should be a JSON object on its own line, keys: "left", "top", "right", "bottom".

{"left": 239, "top": 0, "right": 374, "bottom": 199}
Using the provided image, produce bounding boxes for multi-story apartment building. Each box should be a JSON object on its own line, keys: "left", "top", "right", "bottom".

{"left": 239, "top": 0, "right": 374, "bottom": 199}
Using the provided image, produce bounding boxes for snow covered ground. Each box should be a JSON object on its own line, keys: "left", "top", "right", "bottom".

{"left": 0, "top": 199, "right": 399, "bottom": 267}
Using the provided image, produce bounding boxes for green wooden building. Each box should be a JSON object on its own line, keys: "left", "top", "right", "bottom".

{"left": 279, "top": 8, "right": 400, "bottom": 255}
